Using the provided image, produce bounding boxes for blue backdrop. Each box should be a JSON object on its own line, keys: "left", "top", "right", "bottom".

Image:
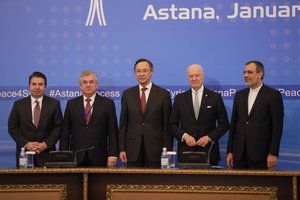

{"left": 1, "top": 0, "right": 300, "bottom": 169}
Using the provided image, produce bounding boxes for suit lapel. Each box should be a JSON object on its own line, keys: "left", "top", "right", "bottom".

{"left": 77, "top": 96, "right": 86, "bottom": 125}
{"left": 89, "top": 95, "right": 98, "bottom": 124}
{"left": 198, "top": 88, "right": 209, "bottom": 119}
{"left": 38, "top": 96, "right": 48, "bottom": 128}
{"left": 25, "top": 96, "right": 34, "bottom": 127}
{"left": 184, "top": 89, "right": 196, "bottom": 119}
{"left": 145, "top": 85, "right": 158, "bottom": 115}
{"left": 242, "top": 89, "right": 250, "bottom": 120}
{"left": 132, "top": 85, "right": 143, "bottom": 115}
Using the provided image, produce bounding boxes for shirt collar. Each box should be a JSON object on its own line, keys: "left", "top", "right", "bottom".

{"left": 139, "top": 82, "right": 152, "bottom": 91}
{"left": 191, "top": 85, "right": 204, "bottom": 94}
{"left": 250, "top": 83, "right": 263, "bottom": 93}
{"left": 31, "top": 96, "right": 43, "bottom": 104}
{"left": 83, "top": 93, "right": 96, "bottom": 103}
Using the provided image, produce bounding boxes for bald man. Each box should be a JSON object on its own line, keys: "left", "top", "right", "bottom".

{"left": 168, "top": 64, "right": 229, "bottom": 166}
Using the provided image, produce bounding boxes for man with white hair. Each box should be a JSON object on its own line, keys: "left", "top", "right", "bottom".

{"left": 168, "top": 64, "right": 229, "bottom": 166}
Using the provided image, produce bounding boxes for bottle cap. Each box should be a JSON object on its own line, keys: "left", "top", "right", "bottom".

{"left": 26, "top": 151, "right": 36, "bottom": 155}
{"left": 167, "top": 151, "right": 177, "bottom": 155}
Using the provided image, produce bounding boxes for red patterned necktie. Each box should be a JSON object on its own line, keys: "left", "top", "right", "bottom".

{"left": 141, "top": 87, "right": 147, "bottom": 114}
{"left": 85, "top": 98, "right": 92, "bottom": 124}
{"left": 34, "top": 100, "right": 40, "bottom": 127}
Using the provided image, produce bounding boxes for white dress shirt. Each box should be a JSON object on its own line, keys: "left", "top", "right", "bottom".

{"left": 139, "top": 82, "right": 153, "bottom": 102}
{"left": 83, "top": 94, "right": 96, "bottom": 114}
{"left": 248, "top": 83, "right": 263, "bottom": 114}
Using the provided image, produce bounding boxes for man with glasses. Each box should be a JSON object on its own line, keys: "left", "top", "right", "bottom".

{"left": 119, "top": 58, "right": 172, "bottom": 168}
{"left": 60, "top": 70, "right": 118, "bottom": 167}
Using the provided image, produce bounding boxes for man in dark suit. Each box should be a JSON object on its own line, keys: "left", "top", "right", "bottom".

{"left": 168, "top": 64, "right": 229, "bottom": 166}
{"left": 8, "top": 71, "right": 63, "bottom": 167}
{"left": 119, "top": 58, "right": 172, "bottom": 168}
{"left": 59, "top": 70, "right": 118, "bottom": 167}
{"left": 226, "top": 61, "right": 284, "bottom": 169}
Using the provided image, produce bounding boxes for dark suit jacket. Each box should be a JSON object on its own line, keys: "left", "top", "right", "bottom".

{"left": 60, "top": 94, "right": 118, "bottom": 166}
{"left": 227, "top": 84, "right": 284, "bottom": 162}
{"left": 168, "top": 87, "right": 229, "bottom": 164}
{"left": 119, "top": 83, "right": 172, "bottom": 162}
{"left": 8, "top": 95, "right": 63, "bottom": 167}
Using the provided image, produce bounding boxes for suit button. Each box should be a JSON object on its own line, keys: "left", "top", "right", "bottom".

{"left": 142, "top": 123, "right": 145, "bottom": 126}
{"left": 246, "top": 122, "right": 249, "bottom": 124}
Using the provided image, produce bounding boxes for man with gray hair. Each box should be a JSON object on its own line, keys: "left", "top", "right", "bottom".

{"left": 60, "top": 70, "right": 118, "bottom": 167}
{"left": 168, "top": 64, "right": 229, "bottom": 166}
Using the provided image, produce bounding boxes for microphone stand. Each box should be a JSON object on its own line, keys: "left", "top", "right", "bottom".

{"left": 206, "top": 141, "right": 215, "bottom": 168}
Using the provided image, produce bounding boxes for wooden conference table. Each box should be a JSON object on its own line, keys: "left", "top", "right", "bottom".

{"left": 0, "top": 168, "right": 299, "bottom": 200}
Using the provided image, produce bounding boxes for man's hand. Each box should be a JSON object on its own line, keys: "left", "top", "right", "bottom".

{"left": 267, "top": 154, "right": 277, "bottom": 169}
{"left": 25, "top": 142, "right": 39, "bottom": 151}
{"left": 226, "top": 153, "right": 234, "bottom": 169}
{"left": 196, "top": 135, "right": 211, "bottom": 147}
{"left": 107, "top": 156, "right": 117, "bottom": 168}
{"left": 119, "top": 151, "right": 127, "bottom": 163}
{"left": 35, "top": 142, "right": 47, "bottom": 154}
{"left": 183, "top": 133, "right": 197, "bottom": 146}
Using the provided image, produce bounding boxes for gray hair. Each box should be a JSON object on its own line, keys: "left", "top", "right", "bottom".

{"left": 79, "top": 70, "right": 98, "bottom": 83}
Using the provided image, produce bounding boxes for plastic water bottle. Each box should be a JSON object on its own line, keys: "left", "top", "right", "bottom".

{"left": 161, "top": 147, "right": 169, "bottom": 169}
{"left": 19, "top": 147, "right": 27, "bottom": 169}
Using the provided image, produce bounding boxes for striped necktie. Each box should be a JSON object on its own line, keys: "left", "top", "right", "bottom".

{"left": 34, "top": 100, "right": 41, "bottom": 127}
{"left": 85, "top": 98, "right": 92, "bottom": 124}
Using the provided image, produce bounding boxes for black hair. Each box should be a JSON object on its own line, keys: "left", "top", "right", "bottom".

{"left": 29, "top": 71, "right": 47, "bottom": 86}
{"left": 245, "top": 60, "right": 265, "bottom": 80}
{"left": 134, "top": 58, "right": 153, "bottom": 71}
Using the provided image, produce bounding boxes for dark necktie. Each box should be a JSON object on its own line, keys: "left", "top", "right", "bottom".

{"left": 141, "top": 87, "right": 147, "bottom": 114}
{"left": 34, "top": 100, "right": 41, "bottom": 127}
{"left": 85, "top": 98, "right": 92, "bottom": 125}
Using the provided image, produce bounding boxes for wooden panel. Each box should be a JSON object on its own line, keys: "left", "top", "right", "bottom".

{"left": 89, "top": 173, "right": 292, "bottom": 200}
{"left": 0, "top": 184, "right": 66, "bottom": 200}
{"left": 0, "top": 173, "right": 82, "bottom": 200}
{"left": 0, "top": 168, "right": 299, "bottom": 200}
{"left": 107, "top": 185, "right": 277, "bottom": 200}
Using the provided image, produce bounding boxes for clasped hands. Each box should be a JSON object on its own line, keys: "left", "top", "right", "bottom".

{"left": 184, "top": 133, "right": 211, "bottom": 147}
{"left": 25, "top": 142, "right": 46, "bottom": 154}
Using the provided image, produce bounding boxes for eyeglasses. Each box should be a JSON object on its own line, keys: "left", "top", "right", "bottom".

{"left": 81, "top": 80, "right": 96, "bottom": 85}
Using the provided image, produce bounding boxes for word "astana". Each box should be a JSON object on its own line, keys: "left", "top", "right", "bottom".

{"left": 143, "top": 3, "right": 300, "bottom": 21}
{"left": 143, "top": 4, "right": 217, "bottom": 20}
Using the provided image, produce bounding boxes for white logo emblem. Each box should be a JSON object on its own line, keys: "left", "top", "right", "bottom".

{"left": 86, "top": 0, "right": 107, "bottom": 26}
